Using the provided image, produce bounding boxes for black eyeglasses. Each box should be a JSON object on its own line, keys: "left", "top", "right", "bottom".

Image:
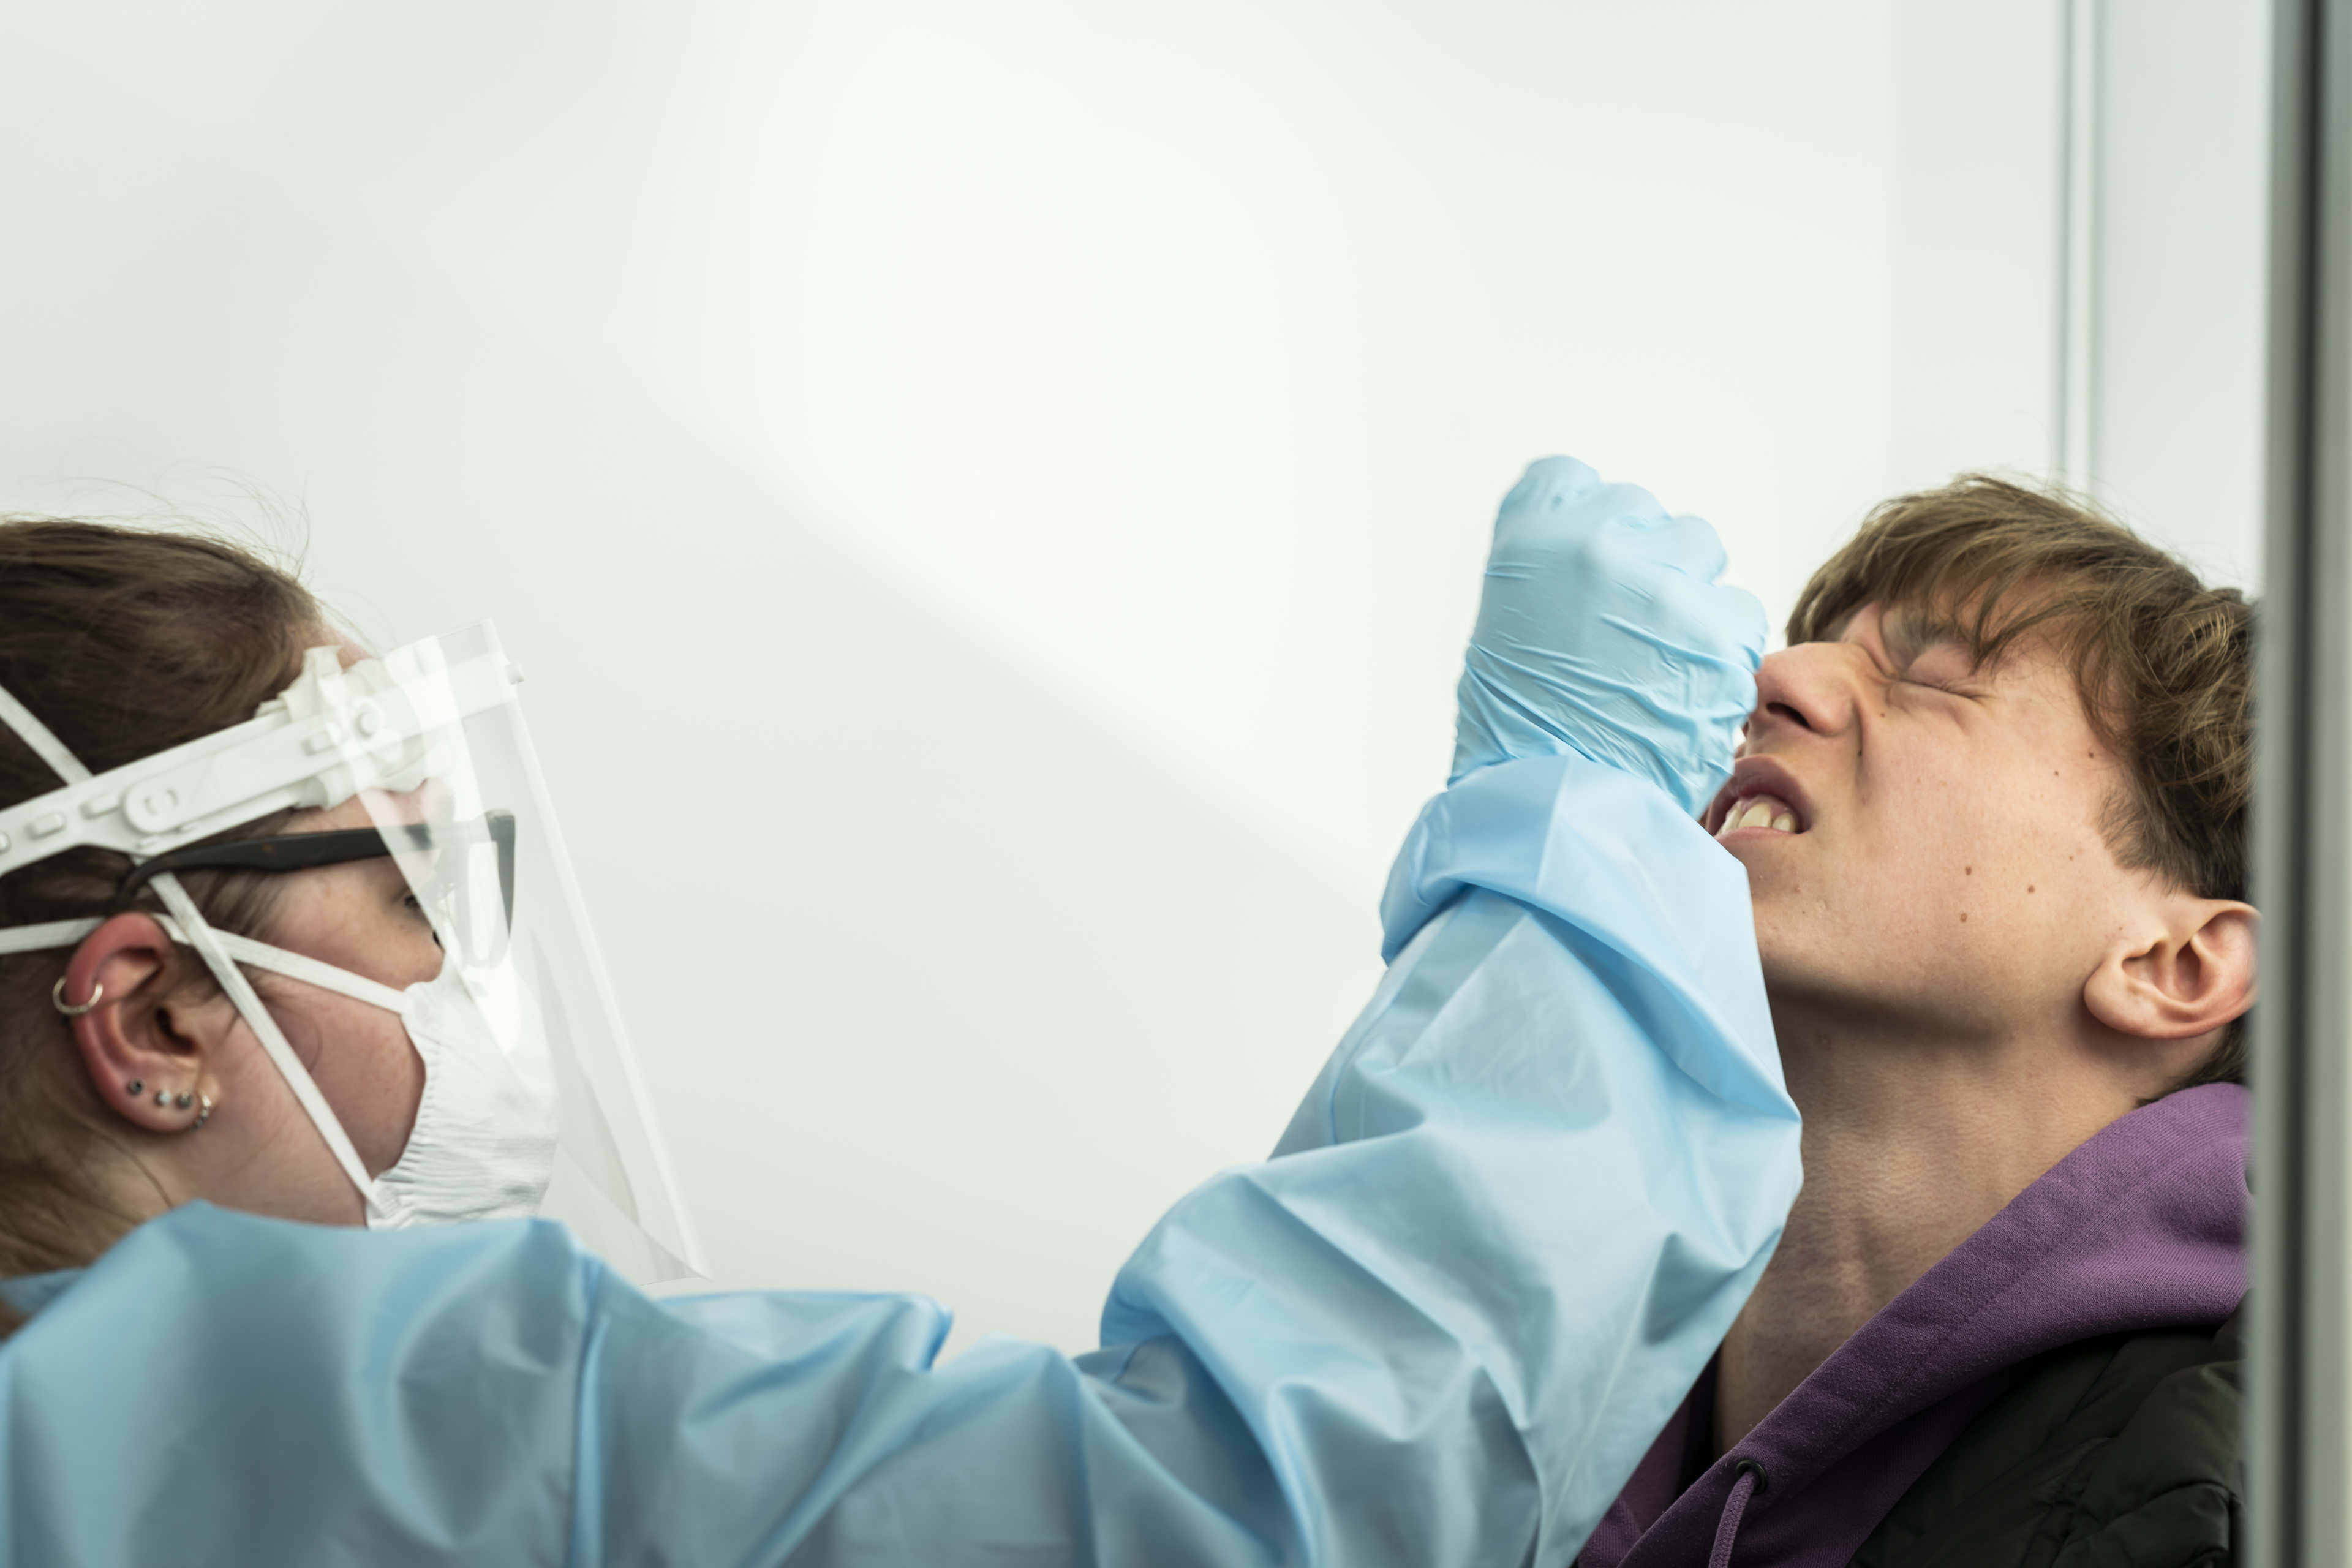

{"left": 114, "top": 811, "right": 518, "bottom": 929}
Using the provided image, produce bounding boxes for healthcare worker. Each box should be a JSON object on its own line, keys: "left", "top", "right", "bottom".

{"left": 0, "top": 457, "right": 1799, "bottom": 1567}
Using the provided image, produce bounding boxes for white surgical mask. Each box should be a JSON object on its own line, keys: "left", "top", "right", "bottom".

{"left": 371, "top": 956, "right": 559, "bottom": 1229}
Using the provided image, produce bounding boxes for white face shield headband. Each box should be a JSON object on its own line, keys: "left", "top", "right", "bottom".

{"left": 0, "top": 624, "right": 701, "bottom": 1281}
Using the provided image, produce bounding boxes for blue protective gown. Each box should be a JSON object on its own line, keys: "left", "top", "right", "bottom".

{"left": 0, "top": 755, "right": 1800, "bottom": 1567}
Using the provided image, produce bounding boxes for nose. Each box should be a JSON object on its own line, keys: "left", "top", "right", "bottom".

{"left": 1744, "top": 641, "right": 1866, "bottom": 747}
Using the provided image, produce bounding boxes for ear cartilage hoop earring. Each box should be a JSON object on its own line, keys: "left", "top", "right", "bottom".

{"left": 192, "top": 1095, "right": 214, "bottom": 1131}
{"left": 174, "top": 1092, "right": 193, "bottom": 1110}
{"left": 125, "top": 1079, "right": 144, "bottom": 1098}
{"left": 51, "top": 976, "right": 103, "bottom": 1017}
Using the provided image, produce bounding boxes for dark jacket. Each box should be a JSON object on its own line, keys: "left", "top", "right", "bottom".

{"left": 1578, "top": 1083, "right": 2248, "bottom": 1567}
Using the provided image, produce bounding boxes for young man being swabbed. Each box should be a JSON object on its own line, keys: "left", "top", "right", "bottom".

{"left": 1575, "top": 478, "right": 2255, "bottom": 1566}
{"left": 0, "top": 459, "right": 1795, "bottom": 1566}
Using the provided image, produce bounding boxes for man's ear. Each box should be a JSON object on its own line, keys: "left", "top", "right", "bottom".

{"left": 60, "top": 912, "right": 234, "bottom": 1134}
{"left": 2082, "top": 898, "right": 2258, "bottom": 1041}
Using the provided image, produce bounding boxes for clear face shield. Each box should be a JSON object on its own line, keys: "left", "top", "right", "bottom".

{"left": 353, "top": 625, "right": 698, "bottom": 1279}
{"left": 0, "top": 622, "right": 702, "bottom": 1283}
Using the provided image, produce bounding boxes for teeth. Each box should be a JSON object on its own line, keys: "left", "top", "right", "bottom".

{"left": 1717, "top": 793, "right": 1801, "bottom": 837}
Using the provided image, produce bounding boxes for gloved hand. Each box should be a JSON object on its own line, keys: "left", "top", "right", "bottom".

{"left": 1452, "top": 456, "right": 1766, "bottom": 816}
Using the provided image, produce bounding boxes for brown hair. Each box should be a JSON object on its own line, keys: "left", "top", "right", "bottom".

{"left": 1789, "top": 475, "right": 2253, "bottom": 1090}
{"left": 0, "top": 519, "right": 320, "bottom": 1292}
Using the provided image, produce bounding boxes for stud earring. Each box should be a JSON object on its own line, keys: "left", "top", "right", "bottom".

{"left": 152, "top": 1090, "right": 167, "bottom": 1107}
{"left": 125, "top": 1079, "right": 144, "bottom": 1098}
{"left": 174, "top": 1092, "right": 193, "bottom": 1110}
{"left": 192, "top": 1095, "right": 214, "bottom": 1131}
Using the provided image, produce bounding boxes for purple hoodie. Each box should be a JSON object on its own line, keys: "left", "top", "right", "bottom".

{"left": 1578, "top": 1082, "right": 2249, "bottom": 1568}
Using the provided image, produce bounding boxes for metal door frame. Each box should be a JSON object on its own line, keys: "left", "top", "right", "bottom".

{"left": 2253, "top": 1, "right": 2352, "bottom": 1561}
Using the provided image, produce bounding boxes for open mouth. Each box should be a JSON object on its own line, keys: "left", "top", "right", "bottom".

{"left": 1705, "top": 758, "right": 1814, "bottom": 840}
{"left": 1715, "top": 793, "right": 1803, "bottom": 837}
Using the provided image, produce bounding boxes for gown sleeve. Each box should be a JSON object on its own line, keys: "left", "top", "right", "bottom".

{"left": 0, "top": 755, "right": 1799, "bottom": 1568}
{"left": 569, "top": 755, "right": 1800, "bottom": 1566}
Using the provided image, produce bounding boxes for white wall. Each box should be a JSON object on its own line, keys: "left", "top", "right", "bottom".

{"left": 0, "top": 1, "right": 2266, "bottom": 1352}
{"left": 1888, "top": 0, "right": 2068, "bottom": 489}
{"left": 2091, "top": 0, "right": 2272, "bottom": 591}
{"left": 1882, "top": 0, "right": 2270, "bottom": 587}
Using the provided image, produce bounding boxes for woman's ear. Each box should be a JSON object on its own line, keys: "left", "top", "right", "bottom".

{"left": 61, "top": 913, "right": 235, "bottom": 1134}
{"left": 2082, "top": 898, "right": 2258, "bottom": 1042}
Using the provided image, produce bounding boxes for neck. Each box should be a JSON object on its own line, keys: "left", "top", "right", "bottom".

{"left": 1712, "top": 1000, "right": 2134, "bottom": 1454}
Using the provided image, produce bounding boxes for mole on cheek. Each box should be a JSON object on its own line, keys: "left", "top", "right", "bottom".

{"left": 1964, "top": 866, "right": 1973, "bottom": 875}
{"left": 1960, "top": 912, "right": 1969, "bottom": 922}
{"left": 2027, "top": 884, "right": 2035, "bottom": 893}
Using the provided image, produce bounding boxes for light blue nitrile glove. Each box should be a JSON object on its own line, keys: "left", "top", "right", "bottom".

{"left": 1452, "top": 456, "right": 1767, "bottom": 815}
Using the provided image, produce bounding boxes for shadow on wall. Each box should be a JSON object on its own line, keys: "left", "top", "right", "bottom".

{"left": 0, "top": 119, "right": 1385, "bottom": 1355}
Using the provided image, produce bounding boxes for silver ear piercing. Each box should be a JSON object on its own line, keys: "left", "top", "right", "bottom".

{"left": 51, "top": 976, "right": 103, "bottom": 1017}
{"left": 124, "top": 1082, "right": 208, "bottom": 1124}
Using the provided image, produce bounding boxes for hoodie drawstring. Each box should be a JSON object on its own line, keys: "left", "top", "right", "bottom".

{"left": 1707, "top": 1458, "right": 1766, "bottom": 1568}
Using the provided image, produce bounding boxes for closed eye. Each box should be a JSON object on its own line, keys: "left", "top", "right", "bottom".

{"left": 1880, "top": 617, "right": 1985, "bottom": 696}
{"left": 1901, "top": 644, "right": 1987, "bottom": 696}
{"left": 1848, "top": 606, "right": 1992, "bottom": 698}
{"left": 1860, "top": 643, "right": 1977, "bottom": 695}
